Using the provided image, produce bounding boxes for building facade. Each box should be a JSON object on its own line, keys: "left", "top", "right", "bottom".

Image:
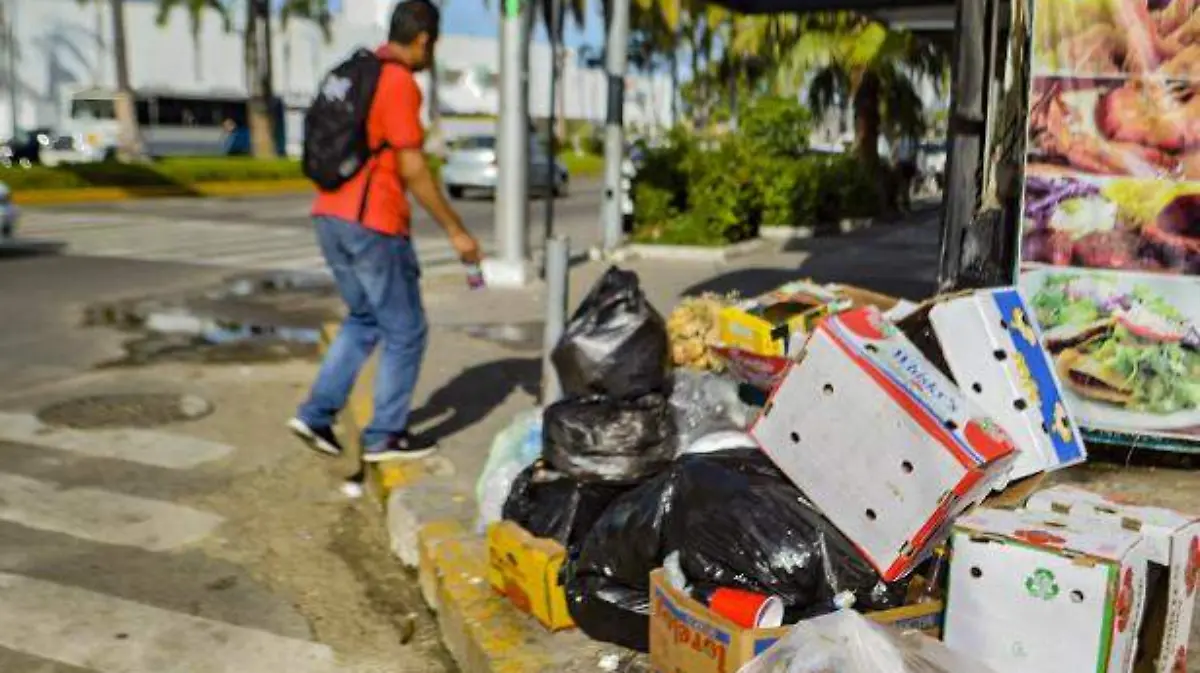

{"left": 0, "top": 0, "right": 674, "bottom": 147}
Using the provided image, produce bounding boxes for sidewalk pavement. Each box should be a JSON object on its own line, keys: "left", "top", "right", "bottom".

{"left": 330, "top": 208, "right": 946, "bottom": 672}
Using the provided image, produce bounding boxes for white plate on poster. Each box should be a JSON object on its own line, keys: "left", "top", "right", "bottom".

{"left": 1019, "top": 266, "right": 1200, "bottom": 434}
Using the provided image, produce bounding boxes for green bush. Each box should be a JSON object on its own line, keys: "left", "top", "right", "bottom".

{"left": 0, "top": 157, "right": 303, "bottom": 191}
{"left": 739, "top": 96, "right": 815, "bottom": 158}
{"left": 633, "top": 183, "right": 678, "bottom": 229}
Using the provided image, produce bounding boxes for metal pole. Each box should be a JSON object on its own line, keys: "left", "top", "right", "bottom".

{"left": 543, "top": 0, "right": 562, "bottom": 265}
{"left": 599, "top": 0, "right": 630, "bottom": 252}
{"left": 492, "top": 0, "right": 530, "bottom": 287}
{"left": 541, "top": 235, "right": 570, "bottom": 405}
{"left": 5, "top": 0, "right": 17, "bottom": 140}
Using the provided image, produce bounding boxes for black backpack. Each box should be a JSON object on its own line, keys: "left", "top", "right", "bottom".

{"left": 302, "top": 49, "right": 385, "bottom": 191}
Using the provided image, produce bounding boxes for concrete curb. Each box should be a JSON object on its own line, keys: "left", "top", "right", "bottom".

{"left": 321, "top": 323, "right": 614, "bottom": 673}
{"left": 13, "top": 179, "right": 312, "bottom": 206}
{"left": 612, "top": 237, "right": 764, "bottom": 263}
{"left": 759, "top": 217, "right": 876, "bottom": 243}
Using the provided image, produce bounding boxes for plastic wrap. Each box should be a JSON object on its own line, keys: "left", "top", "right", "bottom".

{"left": 475, "top": 410, "right": 542, "bottom": 532}
{"left": 551, "top": 266, "right": 670, "bottom": 399}
{"left": 565, "top": 450, "right": 906, "bottom": 651}
{"left": 500, "top": 462, "right": 631, "bottom": 548}
{"left": 542, "top": 393, "right": 676, "bottom": 483}
{"left": 738, "top": 609, "right": 1000, "bottom": 673}
{"left": 669, "top": 370, "right": 754, "bottom": 451}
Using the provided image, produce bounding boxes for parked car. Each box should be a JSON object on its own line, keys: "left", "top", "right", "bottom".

{"left": 442, "top": 135, "right": 568, "bottom": 199}
{"left": 0, "top": 127, "right": 53, "bottom": 168}
{"left": 0, "top": 182, "right": 19, "bottom": 240}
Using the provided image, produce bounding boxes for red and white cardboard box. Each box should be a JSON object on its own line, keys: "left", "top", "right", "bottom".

{"left": 1026, "top": 485, "right": 1200, "bottom": 673}
{"left": 926, "top": 288, "right": 1088, "bottom": 482}
{"left": 751, "top": 306, "right": 1017, "bottom": 581}
{"left": 945, "top": 507, "right": 1149, "bottom": 673}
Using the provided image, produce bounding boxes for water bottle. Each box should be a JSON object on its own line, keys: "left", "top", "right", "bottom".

{"left": 465, "top": 262, "right": 485, "bottom": 290}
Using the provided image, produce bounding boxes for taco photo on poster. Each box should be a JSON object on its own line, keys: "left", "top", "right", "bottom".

{"left": 1033, "top": 0, "right": 1199, "bottom": 79}
{"left": 1021, "top": 269, "right": 1200, "bottom": 437}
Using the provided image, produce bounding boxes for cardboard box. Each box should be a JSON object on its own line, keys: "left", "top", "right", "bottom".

{"left": 945, "top": 507, "right": 1150, "bottom": 673}
{"left": 914, "top": 288, "right": 1088, "bottom": 482}
{"left": 485, "top": 521, "right": 573, "bottom": 631}
{"left": 648, "top": 569, "right": 943, "bottom": 673}
{"left": 1026, "top": 485, "right": 1200, "bottom": 673}
{"left": 717, "top": 281, "right": 899, "bottom": 360}
{"left": 751, "top": 306, "right": 1017, "bottom": 581}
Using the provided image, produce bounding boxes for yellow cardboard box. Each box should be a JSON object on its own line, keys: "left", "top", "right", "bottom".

{"left": 648, "top": 569, "right": 942, "bottom": 673}
{"left": 718, "top": 281, "right": 900, "bottom": 358}
{"left": 486, "top": 521, "right": 574, "bottom": 631}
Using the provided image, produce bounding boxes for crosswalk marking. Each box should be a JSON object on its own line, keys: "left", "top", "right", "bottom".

{"left": 0, "top": 473, "right": 223, "bottom": 551}
{"left": 0, "top": 573, "right": 350, "bottom": 673}
{"left": 0, "top": 412, "right": 235, "bottom": 469}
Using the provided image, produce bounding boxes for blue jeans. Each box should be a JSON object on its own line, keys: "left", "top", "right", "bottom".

{"left": 297, "top": 216, "right": 428, "bottom": 448}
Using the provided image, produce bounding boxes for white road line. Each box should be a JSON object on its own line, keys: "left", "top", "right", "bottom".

{"left": 0, "top": 412, "right": 234, "bottom": 469}
{"left": 0, "top": 473, "right": 223, "bottom": 551}
{"left": 0, "top": 573, "right": 349, "bottom": 673}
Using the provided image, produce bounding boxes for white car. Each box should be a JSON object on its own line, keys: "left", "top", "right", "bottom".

{"left": 442, "top": 135, "right": 568, "bottom": 199}
{"left": 0, "top": 182, "right": 18, "bottom": 240}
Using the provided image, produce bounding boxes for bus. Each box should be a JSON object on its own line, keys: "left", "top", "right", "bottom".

{"left": 42, "top": 88, "right": 285, "bottom": 164}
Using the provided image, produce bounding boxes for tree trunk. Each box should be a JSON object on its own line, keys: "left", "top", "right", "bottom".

{"left": 554, "top": 44, "right": 567, "bottom": 141}
{"left": 109, "top": 0, "right": 144, "bottom": 160}
{"left": 246, "top": 0, "right": 276, "bottom": 159}
{"left": 669, "top": 30, "right": 679, "bottom": 126}
{"left": 852, "top": 71, "right": 881, "bottom": 167}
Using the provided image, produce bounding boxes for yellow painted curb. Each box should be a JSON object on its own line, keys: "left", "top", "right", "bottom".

{"left": 13, "top": 179, "right": 312, "bottom": 206}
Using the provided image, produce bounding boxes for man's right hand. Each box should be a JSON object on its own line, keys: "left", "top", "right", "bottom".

{"left": 450, "top": 230, "right": 482, "bottom": 264}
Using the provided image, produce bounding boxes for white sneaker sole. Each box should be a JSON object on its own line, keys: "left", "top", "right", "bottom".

{"left": 362, "top": 446, "right": 437, "bottom": 463}
{"left": 287, "top": 418, "right": 342, "bottom": 457}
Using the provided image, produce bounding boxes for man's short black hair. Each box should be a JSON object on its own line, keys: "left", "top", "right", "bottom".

{"left": 389, "top": 0, "right": 440, "bottom": 45}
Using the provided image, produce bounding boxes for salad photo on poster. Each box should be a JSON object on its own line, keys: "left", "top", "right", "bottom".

{"left": 1020, "top": 269, "right": 1200, "bottom": 437}
{"left": 1021, "top": 172, "right": 1199, "bottom": 274}
{"left": 1033, "top": 0, "right": 1199, "bottom": 79}
{"left": 1027, "top": 77, "right": 1200, "bottom": 180}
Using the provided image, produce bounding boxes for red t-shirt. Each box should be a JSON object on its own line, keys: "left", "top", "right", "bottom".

{"left": 311, "top": 47, "right": 424, "bottom": 237}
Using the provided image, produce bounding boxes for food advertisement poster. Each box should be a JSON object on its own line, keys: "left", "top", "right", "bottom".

{"left": 1021, "top": 0, "right": 1200, "bottom": 446}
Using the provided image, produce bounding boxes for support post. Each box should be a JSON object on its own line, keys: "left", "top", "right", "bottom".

{"left": 541, "top": 236, "right": 570, "bottom": 405}
{"left": 599, "top": 0, "right": 631, "bottom": 252}
{"left": 4, "top": 0, "right": 17, "bottom": 140}
{"left": 488, "top": 0, "right": 531, "bottom": 288}
{"left": 542, "top": 0, "right": 563, "bottom": 266}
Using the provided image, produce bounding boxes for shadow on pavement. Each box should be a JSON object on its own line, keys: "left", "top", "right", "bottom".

{"left": 683, "top": 206, "right": 943, "bottom": 301}
{"left": 0, "top": 240, "right": 67, "bottom": 259}
{"left": 410, "top": 356, "right": 540, "bottom": 444}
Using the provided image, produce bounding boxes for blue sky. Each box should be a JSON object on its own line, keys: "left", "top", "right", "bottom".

{"left": 327, "top": 0, "right": 607, "bottom": 47}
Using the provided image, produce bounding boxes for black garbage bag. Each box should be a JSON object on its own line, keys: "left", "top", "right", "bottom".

{"left": 565, "top": 449, "right": 907, "bottom": 651}
{"left": 551, "top": 266, "right": 670, "bottom": 399}
{"left": 542, "top": 393, "right": 676, "bottom": 484}
{"left": 501, "top": 462, "right": 631, "bottom": 548}
{"left": 564, "top": 571, "right": 654, "bottom": 652}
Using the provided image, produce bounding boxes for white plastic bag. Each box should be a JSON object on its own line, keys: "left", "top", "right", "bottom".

{"left": 670, "top": 370, "right": 753, "bottom": 452}
{"left": 737, "top": 610, "right": 999, "bottom": 673}
{"left": 475, "top": 409, "right": 542, "bottom": 532}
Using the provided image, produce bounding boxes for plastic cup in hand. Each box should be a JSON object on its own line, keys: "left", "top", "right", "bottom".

{"left": 465, "top": 262, "right": 485, "bottom": 290}
{"left": 705, "top": 587, "right": 785, "bottom": 629}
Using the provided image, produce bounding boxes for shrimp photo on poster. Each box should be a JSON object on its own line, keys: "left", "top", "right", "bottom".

{"left": 1027, "top": 77, "right": 1200, "bottom": 180}
{"left": 1034, "top": 0, "right": 1200, "bottom": 78}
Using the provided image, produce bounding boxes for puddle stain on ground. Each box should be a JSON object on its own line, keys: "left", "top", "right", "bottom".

{"left": 84, "top": 272, "right": 335, "bottom": 367}
{"left": 448, "top": 321, "right": 544, "bottom": 352}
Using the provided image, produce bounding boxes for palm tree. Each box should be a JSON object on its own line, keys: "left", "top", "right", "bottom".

{"left": 155, "top": 0, "right": 231, "bottom": 83}
{"left": 79, "top": 0, "right": 145, "bottom": 160}
{"left": 244, "top": 0, "right": 330, "bottom": 159}
{"left": 735, "top": 13, "right": 948, "bottom": 167}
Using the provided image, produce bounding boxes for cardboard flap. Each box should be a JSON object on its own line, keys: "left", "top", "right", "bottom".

{"left": 1028, "top": 485, "right": 1200, "bottom": 533}
{"left": 955, "top": 507, "right": 1145, "bottom": 561}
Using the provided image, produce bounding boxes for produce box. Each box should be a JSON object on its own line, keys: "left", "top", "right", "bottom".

{"left": 647, "top": 569, "right": 943, "bottom": 673}
{"left": 1026, "top": 485, "right": 1200, "bottom": 673}
{"left": 751, "top": 306, "right": 1017, "bottom": 581}
{"left": 945, "top": 507, "right": 1149, "bottom": 673}
{"left": 717, "top": 281, "right": 899, "bottom": 360}
{"left": 900, "top": 287, "right": 1088, "bottom": 482}
{"left": 486, "top": 521, "right": 573, "bottom": 631}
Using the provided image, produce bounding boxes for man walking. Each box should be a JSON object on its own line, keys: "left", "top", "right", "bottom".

{"left": 289, "top": 0, "right": 481, "bottom": 462}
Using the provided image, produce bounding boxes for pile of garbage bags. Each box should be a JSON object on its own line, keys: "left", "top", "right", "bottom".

{"left": 479, "top": 267, "right": 907, "bottom": 654}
